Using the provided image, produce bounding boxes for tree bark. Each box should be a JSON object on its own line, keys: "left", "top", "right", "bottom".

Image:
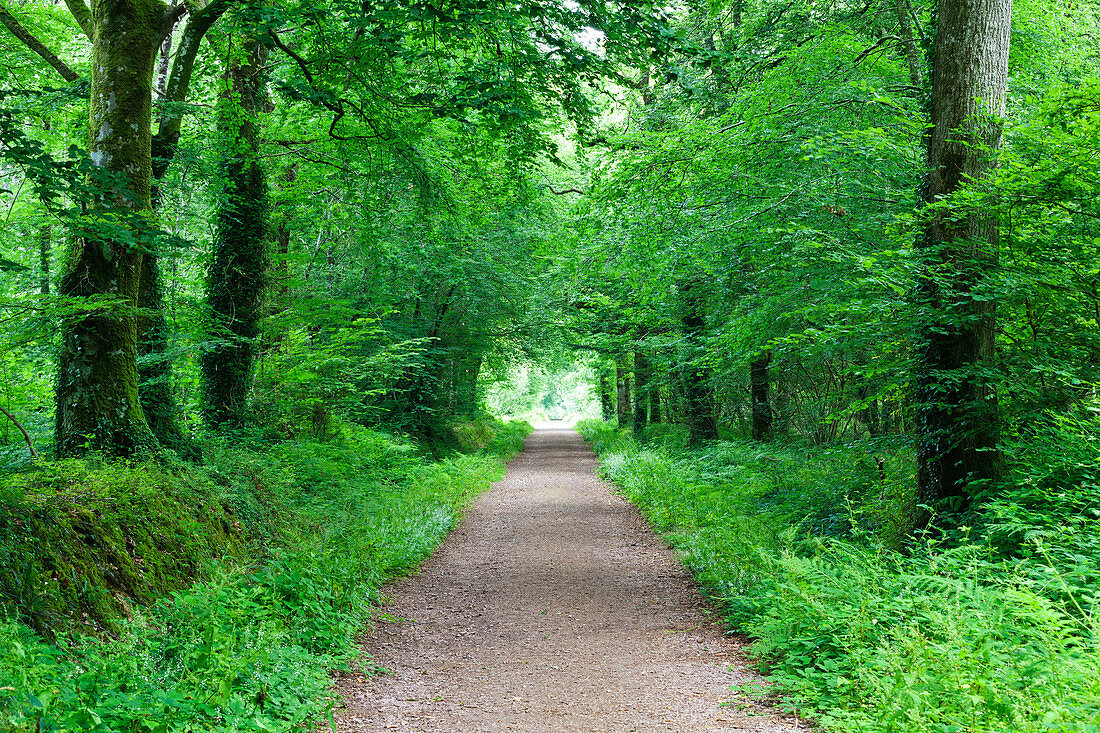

{"left": 55, "top": 0, "right": 165, "bottom": 456}
{"left": 915, "top": 0, "right": 1012, "bottom": 520}
{"left": 893, "top": 0, "right": 924, "bottom": 89}
{"left": 750, "top": 350, "right": 772, "bottom": 441}
{"left": 201, "top": 33, "right": 270, "bottom": 428}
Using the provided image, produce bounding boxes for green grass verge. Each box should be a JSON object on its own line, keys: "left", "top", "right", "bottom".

{"left": 0, "top": 419, "right": 531, "bottom": 732}
{"left": 579, "top": 419, "right": 1100, "bottom": 733}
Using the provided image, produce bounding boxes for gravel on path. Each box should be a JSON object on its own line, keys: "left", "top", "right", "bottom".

{"left": 334, "top": 425, "right": 807, "bottom": 732}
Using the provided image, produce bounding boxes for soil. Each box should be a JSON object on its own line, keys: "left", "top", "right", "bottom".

{"left": 334, "top": 425, "right": 808, "bottom": 732}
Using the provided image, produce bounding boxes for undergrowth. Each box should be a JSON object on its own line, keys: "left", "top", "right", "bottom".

{"left": 0, "top": 418, "right": 530, "bottom": 732}
{"left": 579, "top": 418, "right": 1100, "bottom": 733}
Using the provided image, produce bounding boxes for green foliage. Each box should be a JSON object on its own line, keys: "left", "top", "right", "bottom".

{"left": 581, "top": 421, "right": 1100, "bottom": 732}
{"left": 446, "top": 417, "right": 532, "bottom": 456}
{"left": 484, "top": 365, "right": 601, "bottom": 422}
{"left": 0, "top": 421, "right": 527, "bottom": 732}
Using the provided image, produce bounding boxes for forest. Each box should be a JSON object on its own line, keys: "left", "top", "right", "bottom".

{"left": 2, "top": 0, "right": 1100, "bottom": 730}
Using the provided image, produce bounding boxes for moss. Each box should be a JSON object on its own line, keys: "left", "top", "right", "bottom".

{"left": 0, "top": 459, "right": 252, "bottom": 637}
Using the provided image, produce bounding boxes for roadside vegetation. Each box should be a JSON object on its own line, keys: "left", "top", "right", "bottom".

{"left": 0, "top": 419, "right": 530, "bottom": 732}
{"left": 580, "top": 419, "right": 1100, "bottom": 733}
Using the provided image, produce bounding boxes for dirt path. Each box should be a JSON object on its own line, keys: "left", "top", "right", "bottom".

{"left": 334, "top": 426, "right": 806, "bottom": 732}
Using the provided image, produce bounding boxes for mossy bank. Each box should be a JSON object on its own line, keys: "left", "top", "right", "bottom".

{"left": 0, "top": 418, "right": 531, "bottom": 732}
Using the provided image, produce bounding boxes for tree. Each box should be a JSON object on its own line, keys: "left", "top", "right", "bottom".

{"left": 0, "top": 0, "right": 233, "bottom": 455}
{"left": 53, "top": 0, "right": 172, "bottom": 456}
{"left": 201, "top": 14, "right": 270, "bottom": 429}
{"left": 677, "top": 276, "right": 718, "bottom": 444}
{"left": 914, "top": 0, "right": 1013, "bottom": 519}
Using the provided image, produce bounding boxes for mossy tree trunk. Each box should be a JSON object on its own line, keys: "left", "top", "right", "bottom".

{"left": 55, "top": 0, "right": 168, "bottom": 456}
{"left": 201, "top": 33, "right": 270, "bottom": 429}
{"left": 914, "top": 0, "right": 1011, "bottom": 520}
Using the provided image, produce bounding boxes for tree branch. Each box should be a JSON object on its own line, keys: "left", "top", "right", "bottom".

{"left": 0, "top": 404, "right": 38, "bottom": 459}
{"left": 62, "top": 0, "right": 92, "bottom": 39}
{"left": 152, "top": 0, "right": 235, "bottom": 180}
{"left": 160, "top": 1, "right": 188, "bottom": 45}
{"left": 0, "top": 2, "right": 80, "bottom": 81}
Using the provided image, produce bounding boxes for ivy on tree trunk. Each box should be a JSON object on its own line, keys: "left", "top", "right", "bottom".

{"left": 201, "top": 32, "right": 270, "bottom": 429}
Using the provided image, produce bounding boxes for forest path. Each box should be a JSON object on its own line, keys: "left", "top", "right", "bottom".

{"left": 334, "top": 426, "right": 806, "bottom": 732}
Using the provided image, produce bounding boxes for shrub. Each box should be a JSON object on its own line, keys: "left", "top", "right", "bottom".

{"left": 0, "top": 420, "right": 528, "bottom": 732}
{"left": 582, "top": 420, "right": 1100, "bottom": 732}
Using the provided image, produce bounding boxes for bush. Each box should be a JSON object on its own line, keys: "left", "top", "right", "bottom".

{"left": 0, "top": 420, "right": 527, "bottom": 732}
{"left": 581, "top": 420, "right": 1100, "bottom": 732}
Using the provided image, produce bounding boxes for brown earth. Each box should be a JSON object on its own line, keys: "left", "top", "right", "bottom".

{"left": 334, "top": 425, "right": 808, "bottom": 732}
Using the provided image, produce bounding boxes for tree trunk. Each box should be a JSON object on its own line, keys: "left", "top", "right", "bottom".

{"left": 201, "top": 35, "right": 270, "bottom": 428}
{"left": 55, "top": 0, "right": 164, "bottom": 456}
{"left": 615, "top": 353, "right": 632, "bottom": 426}
{"left": 915, "top": 0, "right": 1011, "bottom": 520}
{"left": 632, "top": 349, "right": 650, "bottom": 435}
{"left": 893, "top": 0, "right": 924, "bottom": 89}
{"left": 648, "top": 384, "right": 663, "bottom": 424}
{"left": 750, "top": 350, "right": 772, "bottom": 441}
{"left": 38, "top": 223, "right": 49, "bottom": 295}
{"left": 155, "top": 10, "right": 174, "bottom": 98}
{"left": 677, "top": 277, "right": 717, "bottom": 444}
{"left": 598, "top": 364, "right": 614, "bottom": 421}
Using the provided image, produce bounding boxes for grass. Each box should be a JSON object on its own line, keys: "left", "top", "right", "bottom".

{"left": 579, "top": 419, "right": 1100, "bottom": 733}
{"left": 0, "top": 418, "right": 531, "bottom": 732}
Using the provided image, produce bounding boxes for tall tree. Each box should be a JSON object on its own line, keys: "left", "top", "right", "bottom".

{"left": 914, "top": 0, "right": 1013, "bottom": 518}
{"left": 54, "top": 0, "right": 172, "bottom": 456}
{"left": 615, "top": 353, "right": 632, "bottom": 425}
{"left": 750, "top": 350, "right": 772, "bottom": 441}
{"left": 1, "top": 0, "right": 233, "bottom": 455}
{"left": 201, "top": 23, "right": 269, "bottom": 429}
